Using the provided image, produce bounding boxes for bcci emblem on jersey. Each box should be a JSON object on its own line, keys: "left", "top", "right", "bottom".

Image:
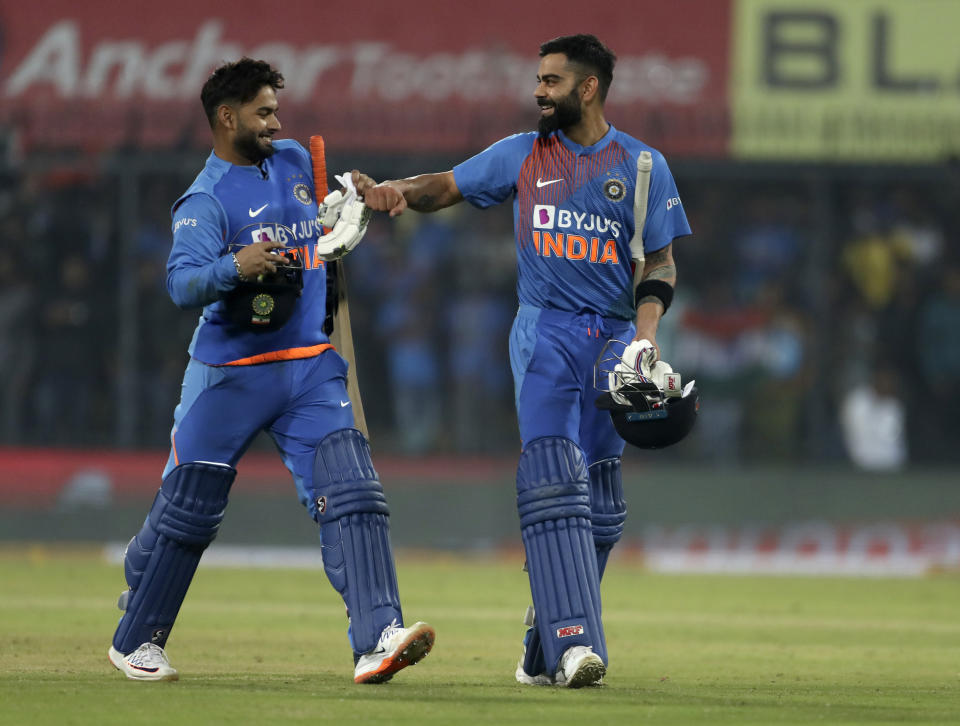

{"left": 293, "top": 183, "right": 313, "bottom": 206}
{"left": 603, "top": 178, "right": 626, "bottom": 202}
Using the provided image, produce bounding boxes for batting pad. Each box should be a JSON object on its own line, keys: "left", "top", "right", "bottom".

{"left": 313, "top": 428, "right": 401, "bottom": 655}
{"left": 113, "top": 461, "right": 235, "bottom": 654}
{"left": 589, "top": 457, "right": 627, "bottom": 580}
{"left": 517, "top": 437, "right": 607, "bottom": 675}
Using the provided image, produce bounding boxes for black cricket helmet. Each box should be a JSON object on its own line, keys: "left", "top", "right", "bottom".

{"left": 594, "top": 339, "right": 700, "bottom": 449}
{"left": 223, "top": 224, "right": 304, "bottom": 332}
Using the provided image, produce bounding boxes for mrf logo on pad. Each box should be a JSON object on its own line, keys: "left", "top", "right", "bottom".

{"left": 557, "top": 624, "right": 584, "bottom": 638}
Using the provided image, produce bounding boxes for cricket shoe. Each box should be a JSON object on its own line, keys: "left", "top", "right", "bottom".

{"left": 515, "top": 657, "right": 555, "bottom": 686}
{"left": 515, "top": 616, "right": 554, "bottom": 686}
{"left": 555, "top": 645, "right": 605, "bottom": 688}
{"left": 354, "top": 620, "right": 435, "bottom": 684}
{"left": 108, "top": 643, "right": 179, "bottom": 681}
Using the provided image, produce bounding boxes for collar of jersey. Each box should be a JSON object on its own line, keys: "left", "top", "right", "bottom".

{"left": 207, "top": 150, "right": 270, "bottom": 175}
{"left": 556, "top": 124, "right": 617, "bottom": 156}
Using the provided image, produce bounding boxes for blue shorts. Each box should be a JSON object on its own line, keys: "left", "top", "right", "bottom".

{"left": 509, "top": 305, "right": 633, "bottom": 464}
{"left": 163, "top": 350, "right": 354, "bottom": 513}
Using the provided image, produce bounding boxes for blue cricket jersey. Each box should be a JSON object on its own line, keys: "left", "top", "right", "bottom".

{"left": 168, "top": 139, "right": 330, "bottom": 366}
{"left": 453, "top": 126, "right": 691, "bottom": 320}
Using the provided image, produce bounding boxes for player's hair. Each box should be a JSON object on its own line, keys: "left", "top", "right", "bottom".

{"left": 539, "top": 34, "right": 616, "bottom": 103}
{"left": 201, "top": 58, "right": 285, "bottom": 129}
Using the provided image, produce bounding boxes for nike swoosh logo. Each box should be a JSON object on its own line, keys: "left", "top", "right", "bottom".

{"left": 536, "top": 178, "right": 563, "bottom": 188}
{"left": 340, "top": 401, "right": 351, "bottom": 407}
{"left": 248, "top": 203, "right": 269, "bottom": 217}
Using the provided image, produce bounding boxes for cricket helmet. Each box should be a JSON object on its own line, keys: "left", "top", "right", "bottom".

{"left": 594, "top": 339, "right": 700, "bottom": 450}
{"left": 223, "top": 226, "right": 304, "bottom": 332}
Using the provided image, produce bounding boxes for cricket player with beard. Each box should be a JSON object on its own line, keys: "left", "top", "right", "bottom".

{"left": 362, "top": 34, "right": 691, "bottom": 687}
{"left": 107, "top": 58, "right": 434, "bottom": 684}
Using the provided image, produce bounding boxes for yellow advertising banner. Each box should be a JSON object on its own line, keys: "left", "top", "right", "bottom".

{"left": 731, "top": 0, "right": 960, "bottom": 161}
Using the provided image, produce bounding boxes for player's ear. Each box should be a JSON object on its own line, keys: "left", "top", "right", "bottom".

{"left": 581, "top": 76, "right": 600, "bottom": 103}
{"left": 217, "top": 104, "right": 236, "bottom": 130}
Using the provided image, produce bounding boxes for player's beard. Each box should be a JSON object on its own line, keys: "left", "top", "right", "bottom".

{"left": 234, "top": 123, "right": 276, "bottom": 164}
{"left": 538, "top": 88, "right": 583, "bottom": 138}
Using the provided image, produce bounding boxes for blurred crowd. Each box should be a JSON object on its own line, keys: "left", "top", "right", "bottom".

{"left": 2, "top": 156, "right": 958, "bottom": 468}
{"left": 672, "top": 172, "right": 960, "bottom": 468}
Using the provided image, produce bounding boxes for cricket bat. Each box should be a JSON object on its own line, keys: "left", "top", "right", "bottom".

{"left": 309, "top": 134, "right": 369, "bottom": 438}
{"left": 629, "top": 150, "right": 653, "bottom": 296}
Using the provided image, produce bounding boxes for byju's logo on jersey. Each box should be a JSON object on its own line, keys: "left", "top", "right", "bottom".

{"left": 250, "top": 224, "right": 282, "bottom": 245}
{"left": 530, "top": 205, "right": 623, "bottom": 239}
{"left": 533, "top": 204, "right": 556, "bottom": 229}
{"left": 233, "top": 222, "right": 297, "bottom": 246}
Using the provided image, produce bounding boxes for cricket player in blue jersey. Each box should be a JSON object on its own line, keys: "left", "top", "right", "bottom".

{"left": 107, "top": 58, "right": 434, "bottom": 684}
{"left": 363, "top": 35, "right": 690, "bottom": 687}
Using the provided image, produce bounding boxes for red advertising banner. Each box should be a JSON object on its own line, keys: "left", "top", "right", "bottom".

{"left": 0, "top": 448, "right": 516, "bottom": 507}
{"left": 0, "top": 0, "right": 731, "bottom": 156}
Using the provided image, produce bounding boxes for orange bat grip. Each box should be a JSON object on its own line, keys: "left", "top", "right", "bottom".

{"left": 309, "top": 135, "right": 328, "bottom": 196}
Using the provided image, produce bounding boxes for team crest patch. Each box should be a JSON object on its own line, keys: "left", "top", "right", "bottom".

{"left": 293, "top": 183, "right": 313, "bottom": 206}
{"left": 603, "top": 178, "right": 626, "bottom": 202}
{"left": 251, "top": 293, "right": 275, "bottom": 317}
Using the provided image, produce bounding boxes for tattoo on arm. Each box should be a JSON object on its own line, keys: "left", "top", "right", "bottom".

{"left": 644, "top": 246, "right": 671, "bottom": 268}
{"left": 640, "top": 244, "right": 677, "bottom": 285}
{"left": 404, "top": 171, "right": 460, "bottom": 213}
{"left": 410, "top": 194, "right": 437, "bottom": 212}
{"left": 643, "top": 264, "right": 676, "bottom": 282}
{"left": 634, "top": 244, "right": 677, "bottom": 317}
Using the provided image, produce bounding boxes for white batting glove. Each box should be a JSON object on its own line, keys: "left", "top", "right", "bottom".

{"left": 609, "top": 339, "right": 675, "bottom": 403}
{"left": 316, "top": 172, "right": 372, "bottom": 261}
{"left": 616, "top": 339, "right": 658, "bottom": 381}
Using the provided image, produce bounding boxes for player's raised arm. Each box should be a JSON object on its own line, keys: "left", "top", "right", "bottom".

{"left": 360, "top": 171, "right": 463, "bottom": 216}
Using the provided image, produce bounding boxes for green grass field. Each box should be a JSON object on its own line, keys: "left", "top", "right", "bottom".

{"left": 1, "top": 547, "right": 959, "bottom": 725}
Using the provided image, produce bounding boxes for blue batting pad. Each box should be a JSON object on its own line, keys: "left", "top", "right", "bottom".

{"left": 517, "top": 437, "right": 607, "bottom": 675}
{"left": 589, "top": 457, "right": 627, "bottom": 580}
{"left": 313, "top": 428, "right": 402, "bottom": 655}
{"left": 113, "top": 461, "right": 235, "bottom": 654}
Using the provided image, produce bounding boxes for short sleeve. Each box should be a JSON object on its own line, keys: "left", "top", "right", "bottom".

{"left": 642, "top": 151, "right": 692, "bottom": 253}
{"left": 453, "top": 133, "right": 535, "bottom": 209}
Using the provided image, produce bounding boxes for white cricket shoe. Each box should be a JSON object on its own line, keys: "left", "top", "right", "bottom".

{"left": 108, "top": 643, "right": 179, "bottom": 681}
{"left": 515, "top": 656, "right": 555, "bottom": 686}
{"left": 556, "top": 645, "right": 605, "bottom": 688}
{"left": 354, "top": 620, "right": 435, "bottom": 684}
{"left": 515, "top": 605, "right": 554, "bottom": 685}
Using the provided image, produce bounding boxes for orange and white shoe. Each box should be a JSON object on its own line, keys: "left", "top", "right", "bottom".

{"left": 108, "top": 643, "right": 179, "bottom": 681}
{"left": 353, "top": 620, "right": 435, "bottom": 684}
